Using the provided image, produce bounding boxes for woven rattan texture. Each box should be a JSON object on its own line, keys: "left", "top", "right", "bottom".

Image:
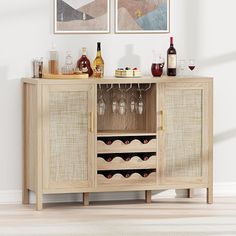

{"left": 49, "top": 91, "right": 88, "bottom": 182}
{"left": 164, "top": 89, "right": 202, "bottom": 177}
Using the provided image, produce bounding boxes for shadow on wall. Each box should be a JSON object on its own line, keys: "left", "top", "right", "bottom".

{"left": 118, "top": 44, "right": 141, "bottom": 69}
{"left": 184, "top": 0, "right": 201, "bottom": 59}
{"left": 0, "top": 65, "right": 9, "bottom": 80}
{"left": 200, "top": 52, "right": 236, "bottom": 68}
{"left": 214, "top": 128, "right": 236, "bottom": 144}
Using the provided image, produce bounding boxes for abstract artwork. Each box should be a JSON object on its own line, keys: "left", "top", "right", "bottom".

{"left": 54, "top": 0, "right": 110, "bottom": 33}
{"left": 115, "top": 0, "right": 169, "bottom": 33}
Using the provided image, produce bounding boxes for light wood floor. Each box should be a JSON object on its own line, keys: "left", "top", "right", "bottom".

{"left": 0, "top": 197, "right": 236, "bottom": 236}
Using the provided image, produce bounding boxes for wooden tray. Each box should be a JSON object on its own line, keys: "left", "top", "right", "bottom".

{"left": 115, "top": 75, "right": 142, "bottom": 78}
{"left": 97, "top": 172, "right": 156, "bottom": 186}
{"left": 43, "top": 73, "right": 89, "bottom": 79}
{"left": 97, "top": 156, "right": 157, "bottom": 171}
{"left": 97, "top": 139, "right": 157, "bottom": 154}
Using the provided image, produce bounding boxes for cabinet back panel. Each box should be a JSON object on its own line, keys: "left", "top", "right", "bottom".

{"left": 97, "top": 84, "right": 156, "bottom": 133}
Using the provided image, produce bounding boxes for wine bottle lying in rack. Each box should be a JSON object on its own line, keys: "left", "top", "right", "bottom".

{"left": 98, "top": 169, "right": 156, "bottom": 179}
{"left": 98, "top": 153, "right": 156, "bottom": 162}
{"left": 98, "top": 171, "right": 116, "bottom": 179}
{"left": 142, "top": 156, "right": 150, "bottom": 161}
{"left": 97, "top": 136, "right": 156, "bottom": 145}
{"left": 98, "top": 155, "right": 132, "bottom": 162}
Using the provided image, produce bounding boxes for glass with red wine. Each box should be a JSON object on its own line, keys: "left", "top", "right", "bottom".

{"left": 188, "top": 59, "right": 196, "bottom": 72}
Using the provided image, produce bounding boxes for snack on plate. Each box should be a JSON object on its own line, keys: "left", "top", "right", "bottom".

{"left": 115, "top": 67, "right": 141, "bottom": 78}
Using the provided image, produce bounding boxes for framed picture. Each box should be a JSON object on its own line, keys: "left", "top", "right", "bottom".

{"left": 54, "top": 0, "right": 110, "bottom": 34}
{"left": 115, "top": 0, "right": 170, "bottom": 34}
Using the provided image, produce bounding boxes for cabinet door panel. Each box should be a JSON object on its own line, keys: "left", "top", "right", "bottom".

{"left": 159, "top": 83, "right": 209, "bottom": 185}
{"left": 43, "top": 85, "right": 95, "bottom": 190}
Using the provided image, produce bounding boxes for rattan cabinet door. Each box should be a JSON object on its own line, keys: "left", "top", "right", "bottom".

{"left": 159, "top": 82, "right": 209, "bottom": 185}
{"left": 42, "top": 84, "right": 95, "bottom": 191}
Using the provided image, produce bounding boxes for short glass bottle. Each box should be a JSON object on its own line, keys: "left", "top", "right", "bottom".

{"left": 77, "top": 47, "right": 93, "bottom": 77}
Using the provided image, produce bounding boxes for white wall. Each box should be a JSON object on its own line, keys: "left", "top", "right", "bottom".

{"left": 0, "top": 0, "right": 236, "bottom": 200}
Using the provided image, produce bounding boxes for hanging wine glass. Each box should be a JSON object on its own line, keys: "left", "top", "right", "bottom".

{"left": 97, "top": 86, "right": 106, "bottom": 116}
{"left": 130, "top": 90, "right": 137, "bottom": 113}
{"left": 111, "top": 88, "right": 118, "bottom": 114}
{"left": 118, "top": 86, "right": 127, "bottom": 116}
{"left": 137, "top": 89, "right": 144, "bottom": 115}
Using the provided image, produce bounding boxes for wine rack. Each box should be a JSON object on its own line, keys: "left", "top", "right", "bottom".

{"left": 97, "top": 153, "right": 156, "bottom": 170}
{"left": 97, "top": 136, "right": 157, "bottom": 186}
{"left": 97, "top": 136, "right": 157, "bottom": 154}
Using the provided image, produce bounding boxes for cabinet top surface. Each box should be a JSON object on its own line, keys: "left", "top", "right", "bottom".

{"left": 22, "top": 76, "right": 213, "bottom": 85}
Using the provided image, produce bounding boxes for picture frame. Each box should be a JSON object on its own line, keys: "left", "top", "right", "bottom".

{"left": 115, "top": 0, "right": 170, "bottom": 34}
{"left": 54, "top": 0, "right": 110, "bottom": 34}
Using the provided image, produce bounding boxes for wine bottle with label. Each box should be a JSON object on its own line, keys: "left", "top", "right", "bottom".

{"left": 123, "top": 156, "right": 131, "bottom": 162}
{"left": 93, "top": 42, "right": 104, "bottom": 78}
{"left": 167, "top": 37, "right": 177, "bottom": 76}
{"left": 77, "top": 47, "right": 93, "bottom": 77}
{"left": 98, "top": 171, "right": 116, "bottom": 179}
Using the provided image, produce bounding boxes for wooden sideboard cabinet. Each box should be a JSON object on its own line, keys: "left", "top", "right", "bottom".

{"left": 22, "top": 77, "right": 213, "bottom": 210}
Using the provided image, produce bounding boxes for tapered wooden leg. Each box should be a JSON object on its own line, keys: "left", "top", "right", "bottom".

{"left": 207, "top": 187, "right": 213, "bottom": 204}
{"left": 22, "top": 188, "right": 30, "bottom": 205}
{"left": 145, "top": 190, "right": 152, "bottom": 204}
{"left": 188, "top": 189, "right": 194, "bottom": 198}
{"left": 36, "top": 193, "right": 43, "bottom": 211}
{"left": 83, "top": 193, "right": 89, "bottom": 206}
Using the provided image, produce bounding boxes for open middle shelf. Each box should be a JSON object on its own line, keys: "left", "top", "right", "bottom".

{"left": 97, "top": 135, "right": 157, "bottom": 154}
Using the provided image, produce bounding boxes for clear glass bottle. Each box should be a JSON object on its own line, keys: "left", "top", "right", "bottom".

{"left": 48, "top": 43, "right": 59, "bottom": 74}
{"left": 62, "top": 51, "right": 75, "bottom": 75}
{"left": 93, "top": 42, "right": 104, "bottom": 78}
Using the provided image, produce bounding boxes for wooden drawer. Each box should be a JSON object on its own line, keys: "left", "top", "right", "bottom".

{"left": 97, "top": 156, "right": 156, "bottom": 171}
{"left": 97, "top": 139, "right": 157, "bottom": 154}
{"left": 97, "top": 172, "right": 156, "bottom": 186}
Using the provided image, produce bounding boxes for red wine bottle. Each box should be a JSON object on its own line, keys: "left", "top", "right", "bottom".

{"left": 123, "top": 156, "right": 131, "bottom": 162}
{"left": 143, "top": 139, "right": 149, "bottom": 144}
{"left": 105, "top": 156, "right": 113, "bottom": 162}
{"left": 142, "top": 156, "right": 150, "bottom": 161}
{"left": 106, "top": 140, "right": 113, "bottom": 145}
{"left": 122, "top": 137, "right": 131, "bottom": 145}
{"left": 124, "top": 139, "right": 130, "bottom": 145}
{"left": 122, "top": 170, "right": 133, "bottom": 178}
{"left": 167, "top": 37, "right": 177, "bottom": 76}
{"left": 139, "top": 170, "right": 150, "bottom": 178}
{"left": 99, "top": 171, "right": 115, "bottom": 179}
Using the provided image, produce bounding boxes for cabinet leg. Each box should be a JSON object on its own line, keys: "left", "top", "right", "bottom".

{"left": 188, "top": 189, "right": 194, "bottom": 198}
{"left": 207, "top": 187, "right": 213, "bottom": 204}
{"left": 145, "top": 190, "right": 152, "bottom": 204}
{"left": 83, "top": 193, "right": 89, "bottom": 206}
{"left": 36, "top": 193, "right": 43, "bottom": 211}
{"left": 22, "top": 188, "right": 30, "bottom": 205}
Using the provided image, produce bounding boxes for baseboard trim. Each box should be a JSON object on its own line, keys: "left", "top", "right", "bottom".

{"left": 0, "top": 182, "right": 236, "bottom": 204}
